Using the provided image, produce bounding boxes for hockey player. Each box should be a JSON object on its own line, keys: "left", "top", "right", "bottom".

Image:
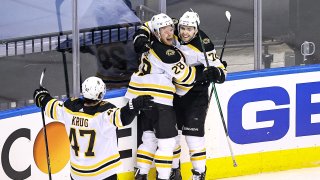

{"left": 33, "top": 76, "right": 154, "bottom": 180}
{"left": 133, "top": 11, "right": 227, "bottom": 180}
{"left": 125, "top": 13, "right": 200, "bottom": 180}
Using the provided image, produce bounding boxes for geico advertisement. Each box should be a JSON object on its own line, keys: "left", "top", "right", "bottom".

{"left": 204, "top": 70, "right": 320, "bottom": 159}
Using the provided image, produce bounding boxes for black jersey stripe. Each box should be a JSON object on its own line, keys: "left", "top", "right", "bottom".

{"left": 49, "top": 100, "right": 57, "bottom": 119}
{"left": 117, "top": 128, "right": 131, "bottom": 138}
{"left": 71, "top": 156, "right": 121, "bottom": 174}
{"left": 192, "top": 151, "right": 206, "bottom": 157}
{"left": 173, "top": 148, "right": 181, "bottom": 155}
{"left": 154, "top": 159, "right": 173, "bottom": 164}
{"left": 137, "top": 154, "right": 154, "bottom": 162}
{"left": 174, "top": 81, "right": 194, "bottom": 87}
{"left": 119, "top": 149, "right": 132, "bottom": 159}
{"left": 128, "top": 86, "right": 174, "bottom": 95}
{"left": 180, "top": 66, "right": 193, "bottom": 83}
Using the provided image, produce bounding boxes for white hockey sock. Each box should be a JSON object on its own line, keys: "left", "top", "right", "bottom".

{"left": 155, "top": 137, "right": 176, "bottom": 179}
{"left": 185, "top": 136, "right": 206, "bottom": 173}
{"left": 136, "top": 131, "right": 158, "bottom": 174}
{"left": 172, "top": 134, "right": 181, "bottom": 169}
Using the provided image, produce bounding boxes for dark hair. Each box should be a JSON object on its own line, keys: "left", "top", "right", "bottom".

{"left": 83, "top": 98, "right": 100, "bottom": 105}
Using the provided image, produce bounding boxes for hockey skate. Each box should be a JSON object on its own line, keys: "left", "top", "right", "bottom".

{"left": 191, "top": 169, "right": 206, "bottom": 180}
{"left": 169, "top": 168, "right": 182, "bottom": 180}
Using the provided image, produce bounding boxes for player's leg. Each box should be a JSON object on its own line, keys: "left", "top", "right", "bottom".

{"left": 154, "top": 104, "right": 178, "bottom": 180}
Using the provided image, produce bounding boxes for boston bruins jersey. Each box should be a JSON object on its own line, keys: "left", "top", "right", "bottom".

{"left": 176, "top": 30, "right": 226, "bottom": 70}
{"left": 43, "top": 98, "right": 126, "bottom": 180}
{"left": 126, "top": 40, "right": 196, "bottom": 106}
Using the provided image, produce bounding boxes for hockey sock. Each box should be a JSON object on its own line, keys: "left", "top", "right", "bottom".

{"left": 172, "top": 134, "right": 181, "bottom": 169}
{"left": 155, "top": 137, "right": 176, "bottom": 179}
{"left": 136, "top": 131, "right": 158, "bottom": 174}
{"left": 185, "top": 136, "right": 206, "bottom": 173}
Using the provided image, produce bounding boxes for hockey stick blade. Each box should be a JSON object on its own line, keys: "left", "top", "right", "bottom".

{"left": 39, "top": 68, "right": 46, "bottom": 88}
{"left": 220, "top": 11, "right": 232, "bottom": 61}
{"left": 225, "top": 11, "right": 231, "bottom": 22}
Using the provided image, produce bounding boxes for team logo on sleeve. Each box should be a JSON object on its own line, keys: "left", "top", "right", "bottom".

{"left": 166, "top": 49, "right": 175, "bottom": 56}
{"left": 203, "top": 38, "right": 210, "bottom": 44}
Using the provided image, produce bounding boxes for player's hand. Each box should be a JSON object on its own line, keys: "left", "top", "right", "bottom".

{"left": 222, "top": 61, "right": 228, "bottom": 68}
{"left": 134, "top": 36, "right": 151, "bottom": 53}
{"left": 131, "top": 95, "right": 154, "bottom": 111}
{"left": 203, "top": 66, "right": 221, "bottom": 83}
{"left": 33, "top": 87, "right": 50, "bottom": 107}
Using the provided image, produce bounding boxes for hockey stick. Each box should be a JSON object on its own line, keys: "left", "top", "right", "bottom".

{"left": 198, "top": 11, "right": 237, "bottom": 167}
{"left": 207, "top": 11, "right": 231, "bottom": 102}
{"left": 39, "top": 68, "right": 53, "bottom": 179}
{"left": 56, "top": 0, "right": 70, "bottom": 98}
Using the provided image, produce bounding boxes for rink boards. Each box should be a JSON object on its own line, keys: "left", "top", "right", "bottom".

{"left": 1, "top": 65, "right": 320, "bottom": 179}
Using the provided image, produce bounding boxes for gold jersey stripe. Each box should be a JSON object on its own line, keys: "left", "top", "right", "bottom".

{"left": 186, "top": 44, "right": 201, "bottom": 52}
{"left": 154, "top": 155, "right": 173, "bottom": 161}
{"left": 150, "top": 49, "right": 161, "bottom": 61}
{"left": 137, "top": 150, "right": 155, "bottom": 157}
{"left": 114, "top": 109, "right": 122, "bottom": 127}
{"left": 137, "top": 158, "right": 153, "bottom": 165}
{"left": 191, "top": 155, "right": 207, "bottom": 161}
{"left": 155, "top": 164, "right": 172, "bottom": 168}
{"left": 45, "top": 99, "right": 55, "bottom": 117}
{"left": 190, "top": 148, "right": 206, "bottom": 153}
{"left": 176, "top": 64, "right": 190, "bottom": 82}
{"left": 127, "top": 89, "right": 173, "bottom": 100}
{"left": 175, "top": 83, "right": 192, "bottom": 91}
{"left": 71, "top": 161, "right": 121, "bottom": 177}
{"left": 52, "top": 100, "right": 59, "bottom": 120}
{"left": 185, "top": 66, "right": 196, "bottom": 84}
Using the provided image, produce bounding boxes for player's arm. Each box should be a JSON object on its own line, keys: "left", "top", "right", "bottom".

{"left": 33, "top": 87, "right": 64, "bottom": 121}
{"left": 194, "top": 30, "right": 227, "bottom": 83}
{"left": 133, "top": 21, "right": 153, "bottom": 53}
{"left": 105, "top": 95, "right": 154, "bottom": 127}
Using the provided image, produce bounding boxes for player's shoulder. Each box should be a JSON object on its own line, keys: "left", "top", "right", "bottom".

{"left": 64, "top": 98, "right": 84, "bottom": 111}
{"left": 189, "top": 30, "right": 215, "bottom": 51}
{"left": 97, "top": 101, "right": 116, "bottom": 112}
{"left": 150, "top": 41, "right": 181, "bottom": 64}
{"left": 64, "top": 98, "right": 116, "bottom": 114}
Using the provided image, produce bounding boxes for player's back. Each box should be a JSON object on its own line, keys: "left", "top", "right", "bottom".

{"left": 62, "top": 99, "right": 122, "bottom": 180}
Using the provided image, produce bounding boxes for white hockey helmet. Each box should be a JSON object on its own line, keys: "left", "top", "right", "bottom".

{"left": 150, "top": 13, "right": 174, "bottom": 34}
{"left": 81, "top": 76, "right": 106, "bottom": 101}
{"left": 178, "top": 11, "right": 200, "bottom": 30}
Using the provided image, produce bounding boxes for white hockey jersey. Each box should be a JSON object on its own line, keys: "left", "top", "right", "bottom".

{"left": 43, "top": 98, "right": 125, "bottom": 180}
{"left": 125, "top": 40, "right": 196, "bottom": 106}
{"left": 177, "top": 32, "right": 226, "bottom": 70}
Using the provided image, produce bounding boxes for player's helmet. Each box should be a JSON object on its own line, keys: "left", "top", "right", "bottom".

{"left": 178, "top": 11, "right": 200, "bottom": 30}
{"left": 81, "top": 77, "right": 106, "bottom": 101}
{"left": 150, "top": 13, "right": 174, "bottom": 34}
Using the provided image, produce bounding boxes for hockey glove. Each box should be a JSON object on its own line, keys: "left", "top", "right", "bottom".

{"left": 203, "top": 66, "right": 225, "bottom": 83}
{"left": 130, "top": 95, "right": 154, "bottom": 111}
{"left": 33, "top": 87, "right": 50, "bottom": 107}
{"left": 222, "top": 61, "right": 228, "bottom": 68}
{"left": 134, "top": 36, "right": 151, "bottom": 53}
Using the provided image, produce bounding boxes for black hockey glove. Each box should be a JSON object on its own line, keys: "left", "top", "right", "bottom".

{"left": 203, "top": 66, "right": 223, "bottom": 83}
{"left": 130, "top": 95, "right": 154, "bottom": 111}
{"left": 222, "top": 61, "right": 228, "bottom": 68}
{"left": 134, "top": 36, "right": 151, "bottom": 53}
{"left": 33, "top": 87, "right": 50, "bottom": 107}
